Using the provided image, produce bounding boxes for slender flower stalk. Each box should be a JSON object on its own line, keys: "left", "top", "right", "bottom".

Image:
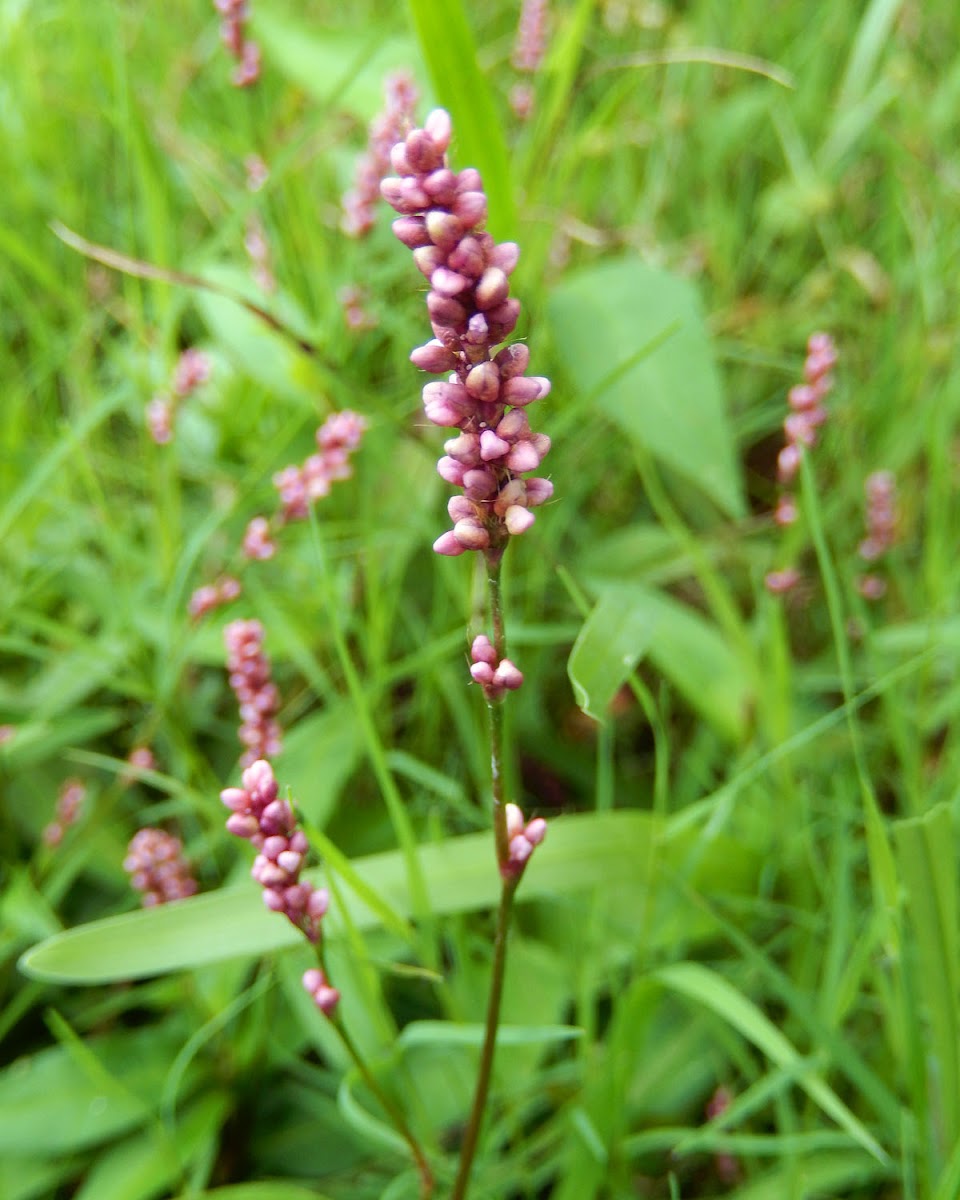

{"left": 42, "top": 778, "right": 87, "bottom": 847}
{"left": 145, "top": 347, "right": 212, "bottom": 445}
{"left": 510, "top": 0, "right": 549, "bottom": 119}
{"left": 214, "top": 0, "right": 261, "bottom": 87}
{"left": 220, "top": 757, "right": 434, "bottom": 1196}
{"left": 857, "top": 469, "right": 897, "bottom": 600}
{"left": 382, "top": 108, "right": 548, "bottom": 1199}
{"left": 342, "top": 71, "right": 419, "bottom": 238}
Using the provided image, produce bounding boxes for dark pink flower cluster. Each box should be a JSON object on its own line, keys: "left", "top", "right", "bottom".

{"left": 214, "top": 0, "right": 260, "bottom": 87}
{"left": 775, "top": 332, "right": 837, "bottom": 525}
{"left": 145, "top": 347, "right": 212, "bottom": 445}
{"left": 189, "top": 575, "right": 242, "bottom": 620}
{"left": 220, "top": 760, "right": 332, "bottom": 949}
{"left": 271, "top": 410, "right": 369, "bottom": 523}
{"left": 857, "top": 470, "right": 897, "bottom": 600}
{"left": 124, "top": 828, "right": 198, "bottom": 906}
{"left": 381, "top": 109, "right": 554, "bottom": 556}
{"left": 342, "top": 71, "right": 420, "bottom": 238}
{"left": 469, "top": 634, "right": 524, "bottom": 702}
{"left": 503, "top": 802, "right": 546, "bottom": 880}
{"left": 42, "top": 778, "right": 86, "bottom": 847}
{"left": 224, "top": 619, "right": 282, "bottom": 766}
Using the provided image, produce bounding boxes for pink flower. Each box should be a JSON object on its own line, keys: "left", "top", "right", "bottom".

{"left": 124, "top": 828, "right": 198, "bottom": 906}
{"left": 224, "top": 619, "right": 282, "bottom": 766}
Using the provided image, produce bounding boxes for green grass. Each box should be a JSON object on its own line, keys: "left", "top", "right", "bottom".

{"left": 2, "top": 0, "right": 960, "bottom": 1197}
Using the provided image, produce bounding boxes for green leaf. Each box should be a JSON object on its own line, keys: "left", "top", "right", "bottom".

{"left": 182, "top": 1188, "right": 334, "bottom": 1200}
{"left": 893, "top": 803, "right": 960, "bottom": 1151}
{"left": 548, "top": 257, "right": 745, "bottom": 518}
{"left": 21, "top": 811, "right": 750, "bottom": 984}
{"left": 568, "top": 589, "right": 656, "bottom": 721}
{"left": 405, "top": 0, "right": 516, "bottom": 240}
{"left": 277, "top": 704, "right": 362, "bottom": 828}
{"left": 573, "top": 584, "right": 752, "bottom": 741}
{"left": 656, "top": 962, "right": 889, "bottom": 1164}
{"left": 0, "top": 1027, "right": 179, "bottom": 1155}
{"left": 255, "top": 12, "right": 421, "bottom": 118}
{"left": 397, "top": 1021, "right": 583, "bottom": 1048}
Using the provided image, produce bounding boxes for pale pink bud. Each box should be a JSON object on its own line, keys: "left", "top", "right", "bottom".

{"left": 434, "top": 531, "right": 467, "bottom": 556}
{"left": 424, "top": 108, "right": 452, "bottom": 153}
{"left": 495, "top": 343, "right": 530, "bottom": 378}
{"left": 525, "top": 477, "right": 554, "bottom": 506}
{"left": 471, "top": 635, "right": 498, "bottom": 665}
{"left": 392, "top": 216, "right": 431, "bottom": 248}
{"left": 411, "top": 340, "right": 458, "bottom": 372}
{"left": 480, "top": 430, "right": 511, "bottom": 461}
{"left": 475, "top": 267, "right": 510, "bottom": 311}
{"left": 465, "top": 361, "right": 501, "bottom": 403}
{"left": 505, "top": 505, "right": 535, "bottom": 535}
{"left": 453, "top": 190, "right": 488, "bottom": 227}
{"left": 454, "top": 518, "right": 490, "bottom": 550}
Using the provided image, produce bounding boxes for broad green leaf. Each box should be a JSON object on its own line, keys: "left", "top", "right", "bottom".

{"left": 548, "top": 257, "right": 745, "bottom": 518}
{"left": 405, "top": 0, "right": 516, "bottom": 240}
{"left": 255, "top": 13, "right": 421, "bottom": 118}
{"left": 0, "top": 1027, "right": 180, "bottom": 1155}
{"left": 194, "top": 266, "right": 324, "bottom": 404}
{"left": 568, "top": 589, "right": 656, "bottom": 721}
{"left": 0, "top": 1158, "right": 72, "bottom": 1200}
{"left": 21, "top": 811, "right": 749, "bottom": 984}
{"left": 573, "top": 584, "right": 752, "bottom": 741}
{"left": 277, "top": 704, "right": 362, "bottom": 828}
{"left": 656, "top": 962, "right": 889, "bottom": 1164}
{"left": 729, "top": 1151, "right": 890, "bottom": 1200}
{"left": 893, "top": 803, "right": 960, "bottom": 1151}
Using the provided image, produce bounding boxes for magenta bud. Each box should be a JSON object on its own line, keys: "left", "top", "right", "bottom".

{"left": 456, "top": 168, "right": 482, "bottom": 193}
{"left": 425, "top": 209, "right": 464, "bottom": 252}
{"left": 423, "top": 168, "right": 458, "bottom": 204}
{"left": 434, "top": 530, "right": 467, "bottom": 556}
{"left": 495, "top": 660, "right": 524, "bottom": 690}
{"left": 380, "top": 177, "right": 404, "bottom": 208}
{"left": 495, "top": 479, "right": 527, "bottom": 512}
{"left": 509, "top": 835, "right": 534, "bottom": 866}
{"left": 470, "top": 661, "right": 495, "bottom": 685}
{"left": 424, "top": 108, "right": 452, "bottom": 152}
{"left": 437, "top": 456, "right": 467, "bottom": 485}
{"left": 471, "top": 634, "right": 497, "bottom": 665}
{"left": 495, "top": 343, "right": 530, "bottom": 378}
{"left": 525, "top": 477, "right": 554, "bottom": 506}
{"left": 505, "top": 440, "right": 542, "bottom": 472}
{"left": 487, "top": 299, "right": 521, "bottom": 338}
{"left": 475, "top": 267, "right": 509, "bottom": 311}
{"left": 496, "top": 409, "right": 529, "bottom": 439}
{"left": 263, "top": 888, "right": 285, "bottom": 912}
{"left": 445, "top": 430, "right": 480, "bottom": 457}
{"left": 225, "top": 812, "right": 259, "bottom": 838}
{"left": 431, "top": 266, "right": 471, "bottom": 297}
{"left": 502, "top": 376, "right": 545, "bottom": 406}
{"left": 389, "top": 142, "right": 411, "bottom": 174}
{"left": 411, "top": 340, "right": 457, "bottom": 372}
{"left": 453, "top": 190, "right": 487, "bottom": 227}
{"left": 277, "top": 850, "right": 302, "bottom": 874}
{"left": 307, "top": 888, "right": 330, "bottom": 919}
{"left": 454, "top": 518, "right": 490, "bottom": 549}
{"left": 242, "top": 759, "right": 277, "bottom": 800}
{"left": 427, "top": 291, "right": 468, "bottom": 327}
{"left": 531, "top": 433, "right": 552, "bottom": 458}
{"left": 465, "top": 361, "right": 501, "bottom": 403}
{"left": 413, "top": 244, "right": 446, "bottom": 278}
{"left": 303, "top": 967, "right": 324, "bottom": 992}
{"left": 425, "top": 396, "right": 468, "bottom": 427}
{"left": 220, "top": 787, "right": 248, "bottom": 811}
{"left": 480, "top": 429, "right": 510, "bottom": 461}
{"left": 525, "top": 817, "right": 547, "bottom": 845}
{"left": 490, "top": 242, "right": 520, "bottom": 274}
{"left": 261, "top": 834, "right": 287, "bottom": 860}
{"left": 447, "top": 235, "right": 484, "bottom": 277}
{"left": 392, "top": 216, "right": 431, "bottom": 249}
{"left": 399, "top": 177, "right": 429, "bottom": 209}
{"left": 463, "top": 468, "right": 498, "bottom": 499}
{"left": 405, "top": 128, "right": 443, "bottom": 173}
{"left": 505, "top": 505, "right": 535, "bottom": 535}
{"left": 448, "top": 496, "right": 475, "bottom": 522}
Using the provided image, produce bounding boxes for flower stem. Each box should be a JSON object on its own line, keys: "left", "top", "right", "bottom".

{"left": 329, "top": 1008, "right": 435, "bottom": 1198}
{"left": 450, "top": 875, "right": 519, "bottom": 1200}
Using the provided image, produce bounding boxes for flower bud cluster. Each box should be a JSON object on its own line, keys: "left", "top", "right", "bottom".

{"left": 303, "top": 967, "right": 341, "bottom": 1016}
{"left": 245, "top": 214, "right": 275, "bottom": 293}
{"left": 857, "top": 469, "right": 897, "bottom": 600}
{"left": 224, "top": 619, "right": 282, "bottom": 766}
{"left": 381, "top": 109, "right": 554, "bottom": 556}
{"left": 214, "top": 0, "right": 260, "bottom": 87}
{"left": 342, "top": 71, "right": 420, "bottom": 238}
{"left": 220, "top": 760, "right": 333, "bottom": 949}
{"left": 124, "top": 828, "right": 198, "bottom": 906}
{"left": 470, "top": 634, "right": 524, "bottom": 702}
{"left": 42, "top": 778, "right": 87, "bottom": 847}
{"left": 502, "top": 802, "right": 546, "bottom": 880}
{"left": 120, "top": 745, "right": 157, "bottom": 788}
{"left": 145, "top": 347, "right": 212, "bottom": 445}
{"left": 189, "top": 575, "right": 242, "bottom": 620}
{"left": 510, "top": 0, "right": 548, "bottom": 119}
{"left": 271, "top": 410, "right": 369, "bottom": 523}
{"left": 775, "top": 332, "right": 837, "bottom": 524}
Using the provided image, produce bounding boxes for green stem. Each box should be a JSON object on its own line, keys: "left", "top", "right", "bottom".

{"left": 450, "top": 877, "right": 519, "bottom": 1200}
{"left": 330, "top": 1009, "right": 435, "bottom": 1199}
